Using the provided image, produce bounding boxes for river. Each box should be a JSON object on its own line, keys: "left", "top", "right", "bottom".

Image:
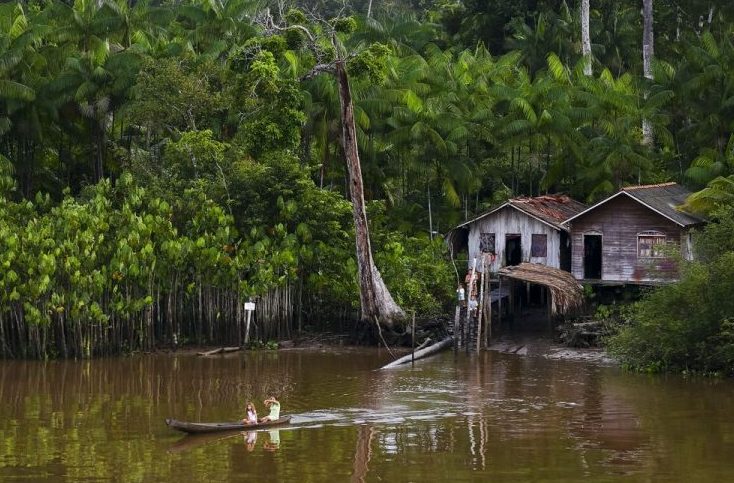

{"left": 1, "top": 347, "right": 733, "bottom": 482}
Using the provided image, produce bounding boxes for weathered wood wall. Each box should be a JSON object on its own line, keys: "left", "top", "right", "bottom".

{"left": 569, "top": 195, "right": 687, "bottom": 282}
{"left": 467, "top": 206, "right": 561, "bottom": 272}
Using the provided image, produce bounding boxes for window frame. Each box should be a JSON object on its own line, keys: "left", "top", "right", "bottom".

{"left": 637, "top": 231, "right": 667, "bottom": 259}
{"left": 531, "top": 233, "right": 547, "bottom": 257}
{"left": 479, "top": 232, "right": 496, "bottom": 254}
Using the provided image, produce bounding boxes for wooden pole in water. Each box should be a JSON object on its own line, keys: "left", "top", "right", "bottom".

{"left": 498, "top": 277, "right": 502, "bottom": 327}
{"left": 453, "top": 305, "right": 460, "bottom": 353}
{"left": 412, "top": 311, "right": 416, "bottom": 367}
{"left": 465, "top": 258, "right": 477, "bottom": 353}
{"left": 486, "top": 276, "right": 492, "bottom": 348}
{"left": 476, "top": 258, "right": 485, "bottom": 353}
{"left": 547, "top": 287, "right": 553, "bottom": 329}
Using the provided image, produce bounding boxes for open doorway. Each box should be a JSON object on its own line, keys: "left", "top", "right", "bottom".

{"left": 583, "top": 234, "right": 602, "bottom": 279}
{"left": 505, "top": 234, "right": 522, "bottom": 266}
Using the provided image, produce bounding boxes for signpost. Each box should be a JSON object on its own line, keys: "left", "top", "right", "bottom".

{"left": 244, "top": 301, "right": 255, "bottom": 345}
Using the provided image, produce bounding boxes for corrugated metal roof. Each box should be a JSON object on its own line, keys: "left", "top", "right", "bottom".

{"left": 620, "top": 183, "right": 705, "bottom": 227}
{"left": 564, "top": 182, "right": 706, "bottom": 227}
{"left": 510, "top": 195, "right": 588, "bottom": 229}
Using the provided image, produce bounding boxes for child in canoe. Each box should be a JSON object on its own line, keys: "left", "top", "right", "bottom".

{"left": 242, "top": 401, "right": 258, "bottom": 425}
{"left": 259, "top": 396, "right": 280, "bottom": 423}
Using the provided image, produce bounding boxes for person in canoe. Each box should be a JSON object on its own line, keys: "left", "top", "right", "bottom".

{"left": 242, "top": 401, "right": 258, "bottom": 425}
{"left": 259, "top": 396, "right": 280, "bottom": 423}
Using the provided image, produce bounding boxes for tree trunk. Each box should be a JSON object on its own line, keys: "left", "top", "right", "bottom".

{"left": 94, "top": 119, "right": 105, "bottom": 182}
{"left": 334, "top": 61, "right": 405, "bottom": 328}
{"left": 427, "top": 184, "right": 433, "bottom": 240}
{"left": 381, "top": 336, "right": 454, "bottom": 369}
{"left": 581, "top": 0, "right": 592, "bottom": 76}
{"left": 642, "top": 0, "right": 654, "bottom": 148}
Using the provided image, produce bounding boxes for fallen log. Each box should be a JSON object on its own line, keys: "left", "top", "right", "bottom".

{"left": 414, "top": 338, "right": 432, "bottom": 352}
{"left": 197, "top": 347, "right": 241, "bottom": 356}
{"left": 380, "top": 336, "right": 454, "bottom": 369}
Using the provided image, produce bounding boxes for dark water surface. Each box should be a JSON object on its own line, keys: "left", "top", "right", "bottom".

{"left": 1, "top": 348, "right": 733, "bottom": 482}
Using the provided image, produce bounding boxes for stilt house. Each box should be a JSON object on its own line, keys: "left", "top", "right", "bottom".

{"left": 564, "top": 182, "right": 706, "bottom": 283}
{"left": 446, "top": 195, "right": 587, "bottom": 273}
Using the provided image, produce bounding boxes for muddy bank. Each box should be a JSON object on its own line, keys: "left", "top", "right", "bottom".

{"left": 489, "top": 335, "right": 616, "bottom": 364}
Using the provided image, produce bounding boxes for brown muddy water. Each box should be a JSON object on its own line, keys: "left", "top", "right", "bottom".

{"left": 1, "top": 347, "right": 733, "bottom": 482}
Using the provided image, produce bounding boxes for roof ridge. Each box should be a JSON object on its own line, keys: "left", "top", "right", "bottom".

{"left": 510, "top": 194, "right": 576, "bottom": 203}
{"left": 622, "top": 182, "right": 678, "bottom": 191}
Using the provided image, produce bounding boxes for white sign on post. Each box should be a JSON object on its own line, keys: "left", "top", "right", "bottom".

{"left": 244, "top": 301, "right": 255, "bottom": 345}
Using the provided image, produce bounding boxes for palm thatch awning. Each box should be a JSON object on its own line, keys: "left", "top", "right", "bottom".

{"left": 498, "top": 263, "right": 584, "bottom": 316}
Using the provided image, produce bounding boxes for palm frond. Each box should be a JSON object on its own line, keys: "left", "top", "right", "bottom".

{"left": 0, "top": 80, "right": 35, "bottom": 101}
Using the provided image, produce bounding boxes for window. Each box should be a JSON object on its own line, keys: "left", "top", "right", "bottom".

{"left": 531, "top": 234, "right": 547, "bottom": 257}
{"left": 480, "top": 233, "right": 495, "bottom": 254}
{"left": 638, "top": 231, "right": 666, "bottom": 258}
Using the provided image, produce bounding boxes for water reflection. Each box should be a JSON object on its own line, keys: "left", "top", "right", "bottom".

{"left": 264, "top": 429, "right": 280, "bottom": 451}
{"left": 245, "top": 431, "right": 258, "bottom": 452}
{"left": 168, "top": 430, "right": 242, "bottom": 454}
{"left": 1, "top": 349, "right": 734, "bottom": 481}
{"left": 565, "top": 366, "right": 646, "bottom": 474}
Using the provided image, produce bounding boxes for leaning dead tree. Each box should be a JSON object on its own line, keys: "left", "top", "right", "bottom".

{"left": 257, "top": 7, "right": 405, "bottom": 328}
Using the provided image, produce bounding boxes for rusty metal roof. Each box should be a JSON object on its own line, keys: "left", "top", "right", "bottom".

{"left": 452, "top": 194, "right": 587, "bottom": 232}
{"left": 509, "top": 195, "right": 588, "bottom": 229}
{"left": 565, "top": 182, "right": 706, "bottom": 227}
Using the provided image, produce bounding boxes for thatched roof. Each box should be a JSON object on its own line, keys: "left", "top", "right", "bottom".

{"left": 498, "top": 263, "right": 585, "bottom": 316}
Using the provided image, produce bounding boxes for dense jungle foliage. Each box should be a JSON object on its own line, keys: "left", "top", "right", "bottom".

{"left": 607, "top": 205, "right": 734, "bottom": 375}
{"left": 1, "top": 0, "right": 734, "bottom": 362}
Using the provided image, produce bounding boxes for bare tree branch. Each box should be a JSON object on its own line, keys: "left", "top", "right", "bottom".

{"left": 300, "top": 62, "right": 337, "bottom": 81}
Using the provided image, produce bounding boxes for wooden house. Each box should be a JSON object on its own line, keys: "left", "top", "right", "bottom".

{"left": 447, "top": 195, "right": 587, "bottom": 273}
{"left": 564, "top": 182, "right": 706, "bottom": 284}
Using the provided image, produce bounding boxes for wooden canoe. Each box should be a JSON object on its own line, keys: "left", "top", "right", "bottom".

{"left": 166, "top": 416, "right": 291, "bottom": 434}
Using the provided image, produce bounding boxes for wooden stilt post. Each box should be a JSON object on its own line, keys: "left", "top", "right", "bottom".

{"left": 486, "top": 277, "right": 492, "bottom": 348}
{"left": 498, "top": 277, "right": 502, "bottom": 327}
{"left": 453, "top": 305, "right": 460, "bottom": 353}
{"left": 508, "top": 279, "right": 514, "bottom": 320}
{"left": 476, "top": 258, "right": 485, "bottom": 352}
{"left": 412, "top": 311, "right": 416, "bottom": 367}
{"left": 466, "top": 258, "right": 477, "bottom": 353}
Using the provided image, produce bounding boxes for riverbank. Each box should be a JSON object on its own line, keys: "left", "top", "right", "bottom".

{"left": 175, "top": 331, "right": 613, "bottom": 366}
{"left": 489, "top": 335, "right": 616, "bottom": 365}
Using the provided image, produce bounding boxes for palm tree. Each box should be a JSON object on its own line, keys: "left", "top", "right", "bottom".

{"left": 594, "top": 3, "right": 638, "bottom": 77}
{"left": 676, "top": 31, "right": 734, "bottom": 187}
{"left": 507, "top": 6, "right": 576, "bottom": 74}
{"left": 683, "top": 175, "right": 734, "bottom": 214}
{"left": 0, "top": 2, "right": 48, "bottom": 196}
{"left": 491, "top": 57, "right": 580, "bottom": 196}
{"left": 641, "top": 0, "right": 655, "bottom": 148}
{"left": 574, "top": 68, "right": 654, "bottom": 198}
